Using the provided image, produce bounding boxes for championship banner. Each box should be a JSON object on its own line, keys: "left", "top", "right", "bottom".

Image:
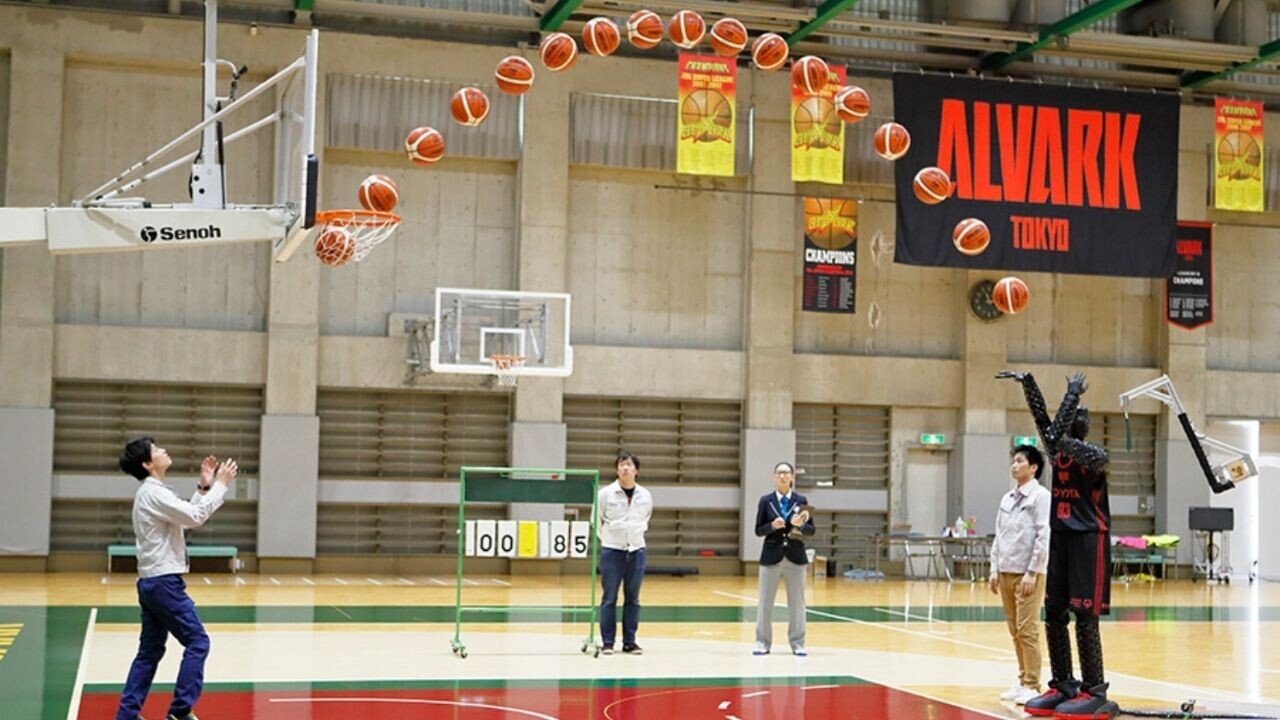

{"left": 1213, "top": 98, "right": 1264, "bottom": 212}
{"left": 1166, "top": 221, "right": 1212, "bottom": 330}
{"left": 791, "top": 65, "right": 847, "bottom": 184}
{"left": 802, "top": 198, "right": 858, "bottom": 313}
{"left": 677, "top": 53, "right": 736, "bottom": 177}
{"left": 892, "top": 73, "right": 1180, "bottom": 278}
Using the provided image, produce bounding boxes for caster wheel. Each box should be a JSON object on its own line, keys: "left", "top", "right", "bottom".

{"left": 459, "top": 650, "right": 468, "bottom": 659}
{"left": 594, "top": 648, "right": 601, "bottom": 658}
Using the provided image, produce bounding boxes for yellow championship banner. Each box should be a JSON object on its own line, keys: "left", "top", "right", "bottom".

{"left": 676, "top": 53, "right": 736, "bottom": 176}
{"left": 1214, "top": 98, "right": 1264, "bottom": 212}
{"left": 791, "top": 64, "right": 847, "bottom": 184}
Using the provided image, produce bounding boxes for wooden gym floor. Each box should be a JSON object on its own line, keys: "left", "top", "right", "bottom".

{"left": 2, "top": 573, "right": 1278, "bottom": 719}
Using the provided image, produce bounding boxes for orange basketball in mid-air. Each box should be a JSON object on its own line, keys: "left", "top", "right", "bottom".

{"left": 791, "top": 55, "right": 829, "bottom": 95}
{"left": 404, "top": 126, "right": 445, "bottom": 165}
{"left": 751, "top": 33, "right": 789, "bottom": 71}
{"left": 834, "top": 86, "right": 870, "bottom": 123}
{"left": 709, "top": 18, "right": 747, "bottom": 57}
{"left": 952, "top": 218, "right": 990, "bottom": 256}
{"left": 314, "top": 227, "right": 355, "bottom": 267}
{"left": 582, "top": 17, "right": 620, "bottom": 57}
{"left": 540, "top": 32, "right": 578, "bottom": 72}
{"left": 993, "top": 277, "right": 1030, "bottom": 314}
{"left": 450, "top": 87, "right": 490, "bottom": 127}
{"left": 494, "top": 55, "right": 534, "bottom": 95}
{"left": 668, "top": 9, "right": 705, "bottom": 49}
{"left": 913, "top": 166, "right": 952, "bottom": 205}
{"left": 627, "top": 10, "right": 664, "bottom": 49}
{"left": 358, "top": 174, "right": 398, "bottom": 213}
{"left": 873, "top": 121, "right": 910, "bottom": 160}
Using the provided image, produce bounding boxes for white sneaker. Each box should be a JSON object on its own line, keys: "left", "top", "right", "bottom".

{"left": 752, "top": 642, "right": 769, "bottom": 656}
{"left": 1013, "top": 687, "right": 1040, "bottom": 705}
{"left": 999, "top": 684, "right": 1022, "bottom": 701}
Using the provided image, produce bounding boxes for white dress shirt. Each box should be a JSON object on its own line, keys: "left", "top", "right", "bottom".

{"left": 596, "top": 480, "right": 653, "bottom": 552}
{"left": 132, "top": 476, "right": 227, "bottom": 579}
{"left": 988, "top": 479, "right": 1051, "bottom": 576}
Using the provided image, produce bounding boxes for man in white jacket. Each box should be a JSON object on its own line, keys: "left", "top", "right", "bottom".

{"left": 596, "top": 451, "right": 652, "bottom": 655}
{"left": 114, "top": 436, "right": 237, "bottom": 720}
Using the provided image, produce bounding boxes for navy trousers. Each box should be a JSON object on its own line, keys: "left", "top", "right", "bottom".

{"left": 115, "top": 574, "right": 210, "bottom": 720}
{"left": 599, "top": 547, "right": 646, "bottom": 647}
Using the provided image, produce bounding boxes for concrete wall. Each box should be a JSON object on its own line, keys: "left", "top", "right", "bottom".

{"left": 1, "top": 5, "right": 1279, "bottom": 572}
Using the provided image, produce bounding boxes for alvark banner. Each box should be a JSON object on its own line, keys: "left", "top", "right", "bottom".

{"left": 1213, "top": 98, "right": 1264, "bottom": 212}
{"left": 892, "top": 73, "right": 1180, "bottom": 278}
{"left": 791, "top": 64, "right": 847, "bottom": 185}
{"left": 677, "top": 53, "right": 736, "bottom": 177}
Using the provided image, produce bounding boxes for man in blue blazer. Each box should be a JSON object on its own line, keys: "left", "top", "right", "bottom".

{"left": 753, "top": 461, "right": 816, "bottom": 656}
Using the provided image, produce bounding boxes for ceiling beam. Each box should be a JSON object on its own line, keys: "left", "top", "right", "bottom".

{"left": 981, "top": 0, "right": 1142, "bottom": 71}
{"left": 539, "top": 0, "right": 584, "bottom": 31}
{"left": 1182, "top": 37, "right": 1280, "bottom": 88}
{"left": 785, "top": 0, "right": 862, "bottom": 46}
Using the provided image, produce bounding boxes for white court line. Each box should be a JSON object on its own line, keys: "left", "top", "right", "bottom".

{"left": 713, "top": 590, "right": 1013, "bottom": 656}
{"left": 301, "top": 577, "right": 315, "bottom": 586}
{"left": 717, "top": 700, "right": 731, "bottom": 710}
{"left": 803, "top": 685, "right": 839, "bottom": 691}
{"left": 428, "top": 578, "right": 447, "bottom": 586}
{"left": 873, "top": 607, "right": 951, "bottom": 624}
{"left": 65, "top": 607, "right": 97, "bottom": 720}
{"left": 727, "top": 715, "right": 743, "bottom": 720}
{"left": 491, "top": 578, "right": 512, "bottom": 586}
{"left": 334, "top": 578, "right": 349, "bottom": 585}
{"left": 740, "top": 690, "right": 770, "bottom": 699}
{"left": 398, "top": 578, "right": 414, "bottom": 585}
{"left": 366, "top": 578, "right": 383, "bottom": 586}
{"left": 269, "top": 577, "right": 281, "bottom": 585}
{"left": 234, "top": 576, "right": 246, "bottom": 586}
{"left": 203, "top": 577, "right": 212, "bottom": 585}
{"left": 713, "top": 590, "right": 1257, "bottom": 706}
{"left": 461, "top": 578, "right": 480, "bottom": 586}
{"left": 269, "top": 697, "right": 558, "bottom": 720}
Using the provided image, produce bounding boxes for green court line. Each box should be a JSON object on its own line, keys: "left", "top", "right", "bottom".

{"left": 0, "top": 607, "right": 89, "bottom": 720}
{"left": 83, "top": 675, "right": 867, "bottom": 694}
{"left": 76, "top": 604, "right": 1280, "bottom": 625}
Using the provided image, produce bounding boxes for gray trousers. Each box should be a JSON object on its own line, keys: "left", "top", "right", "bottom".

{"left": 755, "top": 558, "right": 807, "bottom": 649}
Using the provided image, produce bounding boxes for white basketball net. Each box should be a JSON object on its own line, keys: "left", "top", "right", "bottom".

{"left": 316, "top": 210, "right": 400, "bottom": 263}
{"left": 487, "top": 354, "right": 526, "bottom": 387}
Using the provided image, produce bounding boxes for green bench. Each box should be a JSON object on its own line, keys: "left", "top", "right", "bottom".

{"left": 107, "top": 544, "right": 240, "bottom": 573}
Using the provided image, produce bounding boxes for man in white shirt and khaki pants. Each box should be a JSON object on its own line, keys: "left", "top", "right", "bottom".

{"left": 988, "top": 444, "right": 1051, "bottom": 706}
{"left": 114, "top": 436, "right": 237, "bottom": 720}
{"left": 596, "top": 451, "right": 652, "bottom": 655}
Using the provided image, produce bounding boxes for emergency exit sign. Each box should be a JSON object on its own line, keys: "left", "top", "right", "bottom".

{"left": 920, "top": 433, "right": 946, "bottom": 446}
{"left": 1013, "top": 436, "right": 1038, "bottom": 447}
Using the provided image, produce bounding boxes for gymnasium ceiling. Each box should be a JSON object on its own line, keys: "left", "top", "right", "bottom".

{"left": 12, "top": 0, "right": 1280, "bottom": 100}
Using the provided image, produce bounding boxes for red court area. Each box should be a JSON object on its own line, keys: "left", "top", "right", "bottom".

{"left": 81, "top": 682, "right": 993, "bottom": 719}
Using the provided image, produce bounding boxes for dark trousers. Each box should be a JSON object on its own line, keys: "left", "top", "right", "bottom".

{"left": 115, "top": 574, "right": 210, "bottom": 720}
{"left": 599, "top": 547, "right": 645, "bottom": 647}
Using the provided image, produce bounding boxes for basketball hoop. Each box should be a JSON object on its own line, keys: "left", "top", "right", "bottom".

{"left": 486, "top": 354, "right": 526, "bottom": 387}
{"left": 315, "top": 209, "right": 400, "bottom": 263}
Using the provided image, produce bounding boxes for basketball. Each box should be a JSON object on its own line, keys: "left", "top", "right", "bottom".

{"left": 450, "top": 87, "right": 490, "bottom": 127}
{"left": 582, "top": 17, "right": 620, "bottom": 57}
{"left": 627, "top": 10, "right": 664, "bottom": 50}
{"left": 803, "top": 198, "right": 857, "bottom": 250}
{"left": 404, "top": 126, "right": 445, "bottom": 165}
{"left": 358, "top": 174, "right": 398, "bottom": 213}
{"left": 873, "top": 121, "right": 911, "bottom": 160}
{"left": 680, "top": 90, "right": 732, "bottom": 141}
{"left": 668, "top": 9, "right": 705, "bottom": 49}
{"left": 913, "top": 166, "right": 952, "bottom": 205}
{"left": 993, "top": 276, "right": 1030, "bottom": 314}
{"left": 834, "top": 85, "right": 870, "bottom": 123}
{"left": 793, "top": 97, "right": 841, "bottom": 147}
{"left": 791, "top": 55, "right": 829, "bottom": 95}
{"left": 751, "top": 33, "right": 788, "bottom": 71}
{"left": 709, "top": 18, "right": 747, "bottom": 57}
{"left": 952, "top": 218, "right": 990, "bottom": 256}
{"left": 494, "top": 55, "right": 534, "bottom": 95}
{"left": 314, "top": 227, "right": 355, "bottom": 267}
{"left": 540, "top": 32, "right": 578, "bottom": 72}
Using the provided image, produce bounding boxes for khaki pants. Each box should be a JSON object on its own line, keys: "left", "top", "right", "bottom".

{"left": 999, "top": 572, "right": 1046, "bottom": 690}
